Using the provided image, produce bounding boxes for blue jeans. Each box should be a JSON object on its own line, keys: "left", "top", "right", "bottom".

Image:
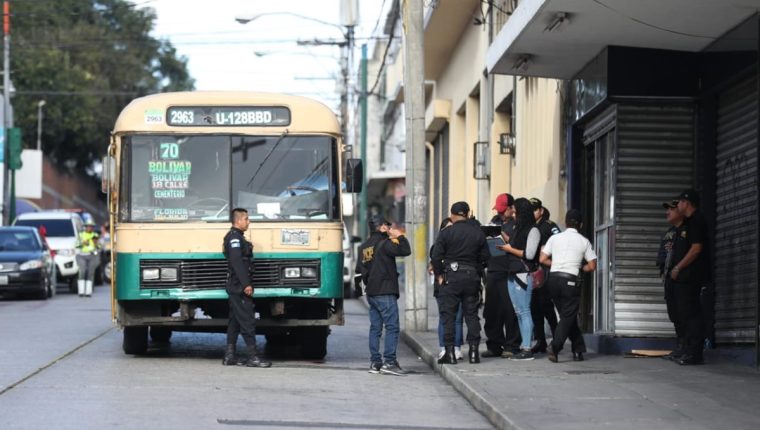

{"left": 507, "top": 275, "right": 533, "bottom": 350}
{"left": 437, "top": 298, "right": 463, "bottom": 347}
{"left": 367, "top": 294, "right": 400, "bottom": 364}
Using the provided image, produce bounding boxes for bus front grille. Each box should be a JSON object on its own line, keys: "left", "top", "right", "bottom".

{"left": 139, "top": 258, "right": 320, "bottom": 290}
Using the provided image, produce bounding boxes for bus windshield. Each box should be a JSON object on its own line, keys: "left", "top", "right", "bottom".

{"left": 121, "top": 134, "right": 338, "bottom": 222}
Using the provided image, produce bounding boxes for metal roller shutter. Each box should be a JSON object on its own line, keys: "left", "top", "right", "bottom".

{"left": 714, "top": 75, "right": 758, "bottom": 344}
{"left": 614, "top": 104, "right": 695, "bottom": 336}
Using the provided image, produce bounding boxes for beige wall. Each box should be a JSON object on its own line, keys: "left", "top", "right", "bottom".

{"left": 510, "top": 77, "right": 566, "bottom": 222}
{"left": 420, "top": 5, "right": 566, "bottom": 227}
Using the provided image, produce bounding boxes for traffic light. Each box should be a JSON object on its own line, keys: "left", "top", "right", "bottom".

{"left": 8, "top": 127, "right": 22, "bottom": 170}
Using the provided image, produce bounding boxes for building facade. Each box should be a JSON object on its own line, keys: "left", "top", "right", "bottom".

{"left": 487, "top": 0, "right": 759, "bottom": 364}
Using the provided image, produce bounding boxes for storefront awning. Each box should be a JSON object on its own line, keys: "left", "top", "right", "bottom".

{"left": 486, "top": 0, "right": 760, "bottom": 79}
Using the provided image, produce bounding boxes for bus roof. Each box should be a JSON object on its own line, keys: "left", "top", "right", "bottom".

{"left": 113, "top": 91, "right": 341, "bottom": 135}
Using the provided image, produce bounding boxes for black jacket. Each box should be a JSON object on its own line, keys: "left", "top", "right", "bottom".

{"left": 355, "top": 232, "right": 387, "bottom": 286}
{"left": 223, "top": 227, "right": 254, "bottom": 295}
{"left": 431, "top": 219, "right": 490, "bottom": 276}
{"left": 358, "top": 233, "right": 411, "bottom": 296}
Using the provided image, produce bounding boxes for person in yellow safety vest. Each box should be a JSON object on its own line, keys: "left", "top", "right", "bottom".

{"left": 76, "top": 220, "right": 100, "bottom": 297}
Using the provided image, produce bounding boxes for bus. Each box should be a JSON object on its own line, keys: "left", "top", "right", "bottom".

{"left": 102, "top": 92, "right": 362, "bottom": 359}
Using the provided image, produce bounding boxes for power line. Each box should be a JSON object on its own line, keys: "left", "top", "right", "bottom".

{"left": 368, "top": 1, "right": 400, "bottom": 96}
{"left": 591, "top": 0, "right": 721, "bottom": 40}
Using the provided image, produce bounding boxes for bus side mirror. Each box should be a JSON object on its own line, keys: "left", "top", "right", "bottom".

{"left": 101, "top": 155, "right": 115, "bottom": 194}
{"left": 344, "top": 158, "right": 363, "bottom": 193}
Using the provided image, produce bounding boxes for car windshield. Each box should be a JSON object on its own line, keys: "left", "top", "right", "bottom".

{"left": 121, "top": 134, "right": 339, "bottom": 222}
{"left": 15, "top": 219, "right": 75, "bottom": 237}
{"left": 0, "top": 231, "right": 41, "bottom": 251}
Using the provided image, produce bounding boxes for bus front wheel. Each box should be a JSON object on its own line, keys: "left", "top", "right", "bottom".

{"left": 150, "top": 326, "right": 172, "bottom": 343}
{"left": 123, "top": 326, "right": 148, "bottom": 355}
{"left": 301, "top": 326, "right": 328, "bottom": 360}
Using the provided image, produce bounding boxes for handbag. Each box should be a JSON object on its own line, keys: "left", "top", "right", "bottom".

{"left": 531, "top": 267, "right": 546, "bottom": 289}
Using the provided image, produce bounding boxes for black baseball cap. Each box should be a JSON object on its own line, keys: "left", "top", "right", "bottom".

{"left": 662, "top": 200, "right": 678, "bottom": 209}
{"left": 675, "top": 189, "right": 700, "bottom": 206}
{"left": 529, "top": 197, "right": 543, "bottom": 210}
{"left": 565, "top": 209, "right": 583, "bottom": 225}
{"left": 450, "top": 201, "right": 470, "bottom": 217}
{"left": 368, "top": 214, "right": 391, "bottom": 231}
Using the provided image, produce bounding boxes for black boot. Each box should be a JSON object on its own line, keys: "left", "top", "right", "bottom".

{"left": 222, "top": 344, "right": 237, "bottom": 366}
{"left": 469, "top": 343, "right": 480, "bottom": 364}
{"left": 437, "top": 346, "right": 457, "bottom": 364}
{"left": 243, "top": 345, "right": 271, "bottom": 368}
{"left": 664, "top": 338, "right": 685, "bottom": 361}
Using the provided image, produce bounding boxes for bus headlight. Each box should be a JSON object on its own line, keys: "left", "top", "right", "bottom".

{"left": 161, "top": 267, "right": 178, "bottom": 281}
{"left": 300, "top": 267, "right": 317, "bottom": 278}
{"left": 283, "top": 267, "right": 301, "bottom": 278}
{"left": 142, "top": 268, "right": 160, "bottom": 280}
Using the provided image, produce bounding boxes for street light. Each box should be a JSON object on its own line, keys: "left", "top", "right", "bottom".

{"left": 36, "top": 100, "right": 45, "bottom": 151}
{"left": 235, "top": 12, "right": 346, "bottom": 35}
{"left": 236, "top": 12, "right": 354, "bottom": 146}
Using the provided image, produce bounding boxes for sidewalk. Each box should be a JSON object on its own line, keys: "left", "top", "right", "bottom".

{"left": 398, "top": 290, "right": 760, "bottom": 430}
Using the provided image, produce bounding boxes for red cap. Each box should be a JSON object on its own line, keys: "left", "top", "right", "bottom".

{"left": 493, "top": 193, "right": 514, "bottom": 213}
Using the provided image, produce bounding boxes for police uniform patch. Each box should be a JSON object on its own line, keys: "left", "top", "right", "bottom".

{"left": 230, "top": 238, "right": 241, "bottom": 248}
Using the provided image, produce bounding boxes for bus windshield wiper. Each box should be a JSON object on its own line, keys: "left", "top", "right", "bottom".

{"left": 246, "top": 130, "right": 289, "bottom": 188}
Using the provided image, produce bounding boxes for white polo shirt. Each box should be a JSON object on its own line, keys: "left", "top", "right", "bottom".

{"left": 542, "top": 228, "right": 597, "bottom": 276}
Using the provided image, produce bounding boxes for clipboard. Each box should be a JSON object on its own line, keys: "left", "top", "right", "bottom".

{"left": 487, "top": 236, "right": 507, "bottom": 256}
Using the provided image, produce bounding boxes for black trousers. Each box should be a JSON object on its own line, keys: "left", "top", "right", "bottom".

{"left": 663, "top": 278, "right": 684, "bottom": 342}
{"left": 673, "top": 279, "right": 704, "bottom": 358}
{"left": 548, "top": 275, "right": 586, "bottom": 354}
{"left": 531, "top": 271, "right": 558, "bottom": 345}
{"left": 700, "top": 282, "right": 715, "bottom": 345}
{"left": 483, "top": 271, "right": 520, "bottom": 353}
{"left": 438, "top": 270, "right": 481, "bottom": 347}
{"left": 227, "top": 294, "right": 257, "bottom": 347}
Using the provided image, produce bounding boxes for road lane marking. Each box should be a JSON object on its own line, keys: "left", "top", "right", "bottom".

{"left": 0, "top": 327, "right": 113, "bottom": 396}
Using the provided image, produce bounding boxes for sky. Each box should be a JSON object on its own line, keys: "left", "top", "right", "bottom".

{"left": 136, "top": 0, "right": 388, "bottom": 111}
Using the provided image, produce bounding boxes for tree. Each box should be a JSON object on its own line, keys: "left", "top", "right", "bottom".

{"left": 5, "top": 0, "right": 195, "bottom": 172}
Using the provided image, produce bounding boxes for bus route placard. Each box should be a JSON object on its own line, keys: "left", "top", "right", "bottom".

{"left": 166, "top": 106, "right": 291, "bottom": 127}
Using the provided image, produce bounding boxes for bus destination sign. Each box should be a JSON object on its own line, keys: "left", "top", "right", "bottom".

{"left": 166, "top": 106, "right": 291, "bottom": 127}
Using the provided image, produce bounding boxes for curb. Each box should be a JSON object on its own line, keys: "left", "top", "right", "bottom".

{"left": 401, "top": 330, "right": 522, "bottom": 430}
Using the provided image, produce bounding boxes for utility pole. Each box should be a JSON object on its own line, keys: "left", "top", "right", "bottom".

{"left": 1, "top": 1, "right": 10, "bottom": 226}
{"left": 402, "top": 0, "right": 427, "bottom": 331}
{"left": 359, "top": 44, "right": 368, "bottom": 239}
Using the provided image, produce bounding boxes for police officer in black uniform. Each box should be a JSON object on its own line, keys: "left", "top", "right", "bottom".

{"left": 222, "top": 208, "right": 271, "bottom": 368}
{"left": 431, "top": 201, "right": 491, "bottom": 365}
{"left": 529, "top": 198, "right": 560, "bottom": 353}
{"left": 658, "top": 199, "right": 685, "bottom": 360}
{"left": 670, "top": 189, "right": 709, "bottom": 365}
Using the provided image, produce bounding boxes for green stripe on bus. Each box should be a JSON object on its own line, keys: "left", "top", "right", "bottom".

{"left": 115, "top": 252, "right": 343, "bottom": 300}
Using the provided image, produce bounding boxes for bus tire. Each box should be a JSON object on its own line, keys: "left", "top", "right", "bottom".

{"left": 123, "top": 326, "right": 148, "bottom": 355}
{"left": 301, "top": 326, "right": 328, "bottom": 360}
{"left": 149, "top": 326, "right": 172, "bottom": 343}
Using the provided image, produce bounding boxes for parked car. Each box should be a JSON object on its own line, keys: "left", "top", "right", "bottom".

{"left": 14, "top": 211, "right": 84, "bottom": 293}
{"left": 0, "top": 226, "right": 55, "bottom": 299}
{"left": 342, "top": 223, "right": 361, "bottom": 297}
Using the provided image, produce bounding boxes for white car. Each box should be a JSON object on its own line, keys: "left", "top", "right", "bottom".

{"left": 15, "top": 211, "right": 84, "bottom": 293}
{"left": 342, "top": 223, "right": 360, "bottom": 297}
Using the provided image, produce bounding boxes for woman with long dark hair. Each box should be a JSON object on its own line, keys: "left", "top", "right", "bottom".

{"left": 497, "top": 198, "right": 541, "bottom": 360}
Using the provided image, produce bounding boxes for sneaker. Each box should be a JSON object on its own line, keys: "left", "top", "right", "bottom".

{"left": 380, "top": 361, "right": 408, "bottom": 376}
{"left": 454, "top": 347, "right": 463, "bottom": 360}
{"left": 501, "top": 347, "right": 520, "bottom": 358}
{"left": 368, "top": 361, "right": 382, "bottom": 374}
{"left": 437, "top": 347, "right": 446, "bottom": 360}
{"left": 509, "top": 350, "right": 535, "bottom": 361}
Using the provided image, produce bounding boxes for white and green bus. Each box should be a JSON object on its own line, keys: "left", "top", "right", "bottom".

{"left": 103, "top": 92, "right": 362, "bottom": 359}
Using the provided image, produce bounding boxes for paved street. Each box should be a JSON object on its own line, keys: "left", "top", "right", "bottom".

{"left": 0, "top": 285, "right": 493, "bottom": 430}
